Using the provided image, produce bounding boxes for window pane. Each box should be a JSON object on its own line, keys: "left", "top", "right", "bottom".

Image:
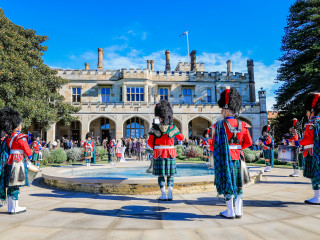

{"left": 106, "top": 96, "right": 110, "bottom": 102}
{"left": 140, "top": 129, "right": 144, "bottom": 137}
{"left": 101, "top": 88, "right": 105, "bottom": 94}
{"left": 102, "top": 96, "right": 106, "bottom": 103}
{"left": 208, "top": 96, "right": 212, "bottom": 102}
{"left": 184, "top": 96, "right": 187, "bottom": 103}
{"left": 127, "top": 94, "right": 130, "bottom": 101}
{"left": 77, "top": 95, "right": 81, "bottom": 102}
{"left": 207, "top": 89, "right": 211, "bottom": 96}
{"left": 127, "top": 87, "right": 130, "bottom": 93}
{"left": 136, "top": 87, "right": 139, "bottom": 93}
{"left": 136, "top": 94, "right": 139, "bottom": 101}
{"left": 72, "top": 95, "right": 76, "bottom": 102}
{"left": 72, "top": 88, "right": 76, "bottom": 94}
{"left": 187, "top": 89, "right": 191, "bottom": 95}
{"left": 140, "top": 87, "right": 144, "bottom": 93}
{"left": 160, "top": 88, "right": 163, "bottom": 95}
{"left": 77, "top": 88, "right": 81, "bottom": 94}
{"left": 131, "top": 87, "right": 135, "bottom": 93}
{"left": 165, "top": 96, "right": 168, "bottom": 101}
{"left": 183, "top": 89, "right": 187, "bottom": 95}
{"left": 126, "top": 129, "right": 130, "bottom": 138}
{"left": 160, "top": 96, "right": 163, "bottom": 100}
{"left": 164, "top": 89, "right": 168, "bottom": 95}
{"left": 131, "top": 94, "right": 135, "bottom": 101}
{"left": 141, "top": 94, "right": 144, "bottom": 101}
{"left": 106, "top": 88, "right": 110, "bottom": 94}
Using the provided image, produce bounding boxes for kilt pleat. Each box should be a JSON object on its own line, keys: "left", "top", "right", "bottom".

{"left": 153, "top": 157, "right": 177, "bottom": 176}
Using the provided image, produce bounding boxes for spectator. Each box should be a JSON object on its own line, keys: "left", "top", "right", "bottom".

{"left": 116, "top": 139, "right": 122, "bottom": 162}
{"left": 136, "top": 138, "right": 143, "bottom": 161}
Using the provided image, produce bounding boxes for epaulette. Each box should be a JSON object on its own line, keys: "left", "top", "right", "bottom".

{"left": 166, "top": 124, "right": 181, "bottom": 139}
{"left": 148, "top": 123, "right": 162, "bottom": 138}
{"left": 16, "top": 133, "right": 28, "bottom": 140}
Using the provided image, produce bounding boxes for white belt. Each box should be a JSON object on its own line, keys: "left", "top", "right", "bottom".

{"left": 154, "top": 146, "right": 175, "bottom": 149}
{"left": 304, "top": 144, "right": 314, "bottom": 149}
{"left": 10, "top": 150, "right": 24, "bottom": 154}
{"left": 229, "top": 145, "right": 242, "bottom": 150}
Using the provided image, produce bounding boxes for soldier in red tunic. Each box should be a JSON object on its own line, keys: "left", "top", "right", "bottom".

{"left": 210, "top": 87, "right": 253, "bottom": 219}
{"left": 148, "top": 100, "right": 184, "bottom": 201}
{"left": 31, "top": 132, "right": 42, "bottom": 167}
{"left": 290, "top": 93, "right": 320, "bottom": 204}
{"left": 0, "top": 107, "right": 33, "bottom": 214}
{"left": 284, "top": 118, "right": 300, "bottom": 177}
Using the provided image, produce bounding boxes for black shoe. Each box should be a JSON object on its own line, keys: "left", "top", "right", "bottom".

{"left": 235, "top": 215, "right": 242, "bottom": 219}
{"left": 158, "top": 198, "right": 167, "bottom": 201}
{"left": 167, "top": 198, "right": 173, "bottom": 201}
{"left": 219, "top": 212, "right": 235, "bottom": 219}
{"left": 304, "top": 200, "right": 320, "bottom": 205}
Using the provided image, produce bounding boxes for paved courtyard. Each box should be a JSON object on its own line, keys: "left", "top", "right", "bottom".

{"left": 0, "top": 166, "right": 320, "bottom": 240}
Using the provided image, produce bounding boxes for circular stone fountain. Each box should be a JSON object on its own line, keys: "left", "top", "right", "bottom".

{"left": 41, "top": 162, "right": 262, "bottom": 195}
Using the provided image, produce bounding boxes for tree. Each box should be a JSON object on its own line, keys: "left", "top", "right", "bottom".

{"left": 0, "top": 9, "right": 79, "bottom": 132}
{"left": 275, "top": 0, "right": 320, "bottom": 141}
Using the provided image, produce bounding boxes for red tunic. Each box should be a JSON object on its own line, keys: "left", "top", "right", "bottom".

{"left": 6, "top": 132, "right": 32, "bottom": 165}
{"left": 262, "top": 136, "right": 272, "bottom": 150}
{"left": 148, "top": 132, "right": 184, "bottom": 159}
{"left": 295, "top": 117, "right": 320, "bottom": 157}
{"left": 210, "top": 117, "right": 253, "bottom": 160}
{"left": 83, "top": 141, "right": 94, "bottom": 152}
{"left": 32, "top": 141, "right": 42, "bottom": 153}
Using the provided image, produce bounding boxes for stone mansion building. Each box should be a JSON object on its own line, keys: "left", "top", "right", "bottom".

{"left": 46, "top": 48, "right": 268, "bottom": 142}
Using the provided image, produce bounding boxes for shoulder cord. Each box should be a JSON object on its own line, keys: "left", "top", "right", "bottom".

{"left": 224, "top": 119, "right": 242, "bottom": 144}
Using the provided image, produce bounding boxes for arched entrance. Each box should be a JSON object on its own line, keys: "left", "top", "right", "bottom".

{"left": 173, "top": 119, "right": 182, "bottom": 131}
{"left": 89, "top": 117, "right": 116, "bottom": 141}
{"left": 55, "top": 120, "right": 82, "bottom": 141}
{"left": 188, "top": 117, "right": 212, "bottom": 138}
{"left": 124, "top": 117, "right": 150, "bottom": 138}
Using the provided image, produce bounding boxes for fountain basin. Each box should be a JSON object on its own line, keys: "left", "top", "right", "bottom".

{"left": 41, "top": 162, "right": 262, "bottom": 195}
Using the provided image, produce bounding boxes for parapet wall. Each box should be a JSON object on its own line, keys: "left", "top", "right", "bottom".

{"left": 57, "top": 69, "right": 249, "bottom": 82}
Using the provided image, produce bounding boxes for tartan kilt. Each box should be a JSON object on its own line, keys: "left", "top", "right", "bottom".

{"left": 31, "top": 152, "right": 39, "bottom": 162}
{"left": 230, "top": 160, "right": 242, "bottom": 190}
{"left": 303, "top": 154, "right": 320, "bottom": 186}
{"left": 303, "top": 154, "right": 313, "bottom": 178}
{"left": 263, "top": 149, "right": 271, "bottom": 160}
{"left": 153, "top": 157, "right": 177, "bottom": 176}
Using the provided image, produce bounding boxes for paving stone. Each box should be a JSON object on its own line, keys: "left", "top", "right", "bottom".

{"left": 48, "top": 228, "right": 107, "bottom": 240}
{"left": 282, "top": 216, "right": 320, "bottom": 235}
{"left": 0, "top": 225, "right": 61, "bottom": 240}
{"left": 141, "top": 229, "right": 201, "bottom": 240}
{"left": 196, "top": 226, "right": 262, "bottom": 240}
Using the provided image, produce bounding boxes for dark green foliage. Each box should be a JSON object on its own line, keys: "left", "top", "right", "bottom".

{"left": 275, "top": 1, "right": 320, "bottom": 140}
{"left": 50, "top": 149, "right": 67, "bottom": 163}
{"left": 0, "top": 9, "right": 79, "bottom": 131}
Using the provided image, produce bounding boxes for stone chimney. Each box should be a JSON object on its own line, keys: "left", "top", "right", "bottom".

{"left": 190, "top": 50, "right": 196, "bottom": 71}
{"left": 226, "top": 60, "right": 232, "bottom": 75}
{"left": 97, "top": 48, "right": 103, "bottom": 70}
{"left": 85, "top": 63, "right": 90, "bottom": 70}
{"left": 150, "top": 60, "right": 155, "bottom": 71}
{"left": 165, "top": 50, "right": 171, "bottom": 71}
{"left": 247, "top": 59, "right": 256, "bottom": 102}
{"left": 147, "top": 60, "right": 151, "bottom": 70}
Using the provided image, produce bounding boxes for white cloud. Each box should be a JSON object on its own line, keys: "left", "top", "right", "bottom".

{"left": 67, "top": 46, "right": 281, "bottom": 111}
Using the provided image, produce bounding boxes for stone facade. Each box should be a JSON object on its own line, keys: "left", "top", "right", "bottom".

{"left": 46, "top": 49, "right": 268, "bottom": 143}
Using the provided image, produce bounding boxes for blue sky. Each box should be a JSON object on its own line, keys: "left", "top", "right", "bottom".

{"left": 1, "top": 0, "right": 296, "bottom": 109}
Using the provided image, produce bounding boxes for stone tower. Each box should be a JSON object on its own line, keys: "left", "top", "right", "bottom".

{"left": 247, "top": 59, "right": 256, "bottom": 103}
{"left": 259, "top": 88, "right": 268, "bottom": 128}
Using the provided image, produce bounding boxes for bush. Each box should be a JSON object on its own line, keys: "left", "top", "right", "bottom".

{"left": 50, "top": 149, "right": 67, "bottom": 164}
{"left": 273, "top": 148, "right": 278, "bottom": 159}
{"left": 96, "top": 146, "right": 107, "bottom": 160}
{"left": 243, "top": 148, "right": 260, "bottom": 163}
{"left": 41, "top": 158, "right": 48, "bottom": 166}
{"left": 66, "top": 148, "right": 84, "bottom": 162}
{"left": 177, "top": 155, "right": 186, "bottom": 160}
{"left": 185, "top": 146, "right": 203, "bottom": 158}
{"left": 42, "top": 148, "right": 50, "bottom": 159}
